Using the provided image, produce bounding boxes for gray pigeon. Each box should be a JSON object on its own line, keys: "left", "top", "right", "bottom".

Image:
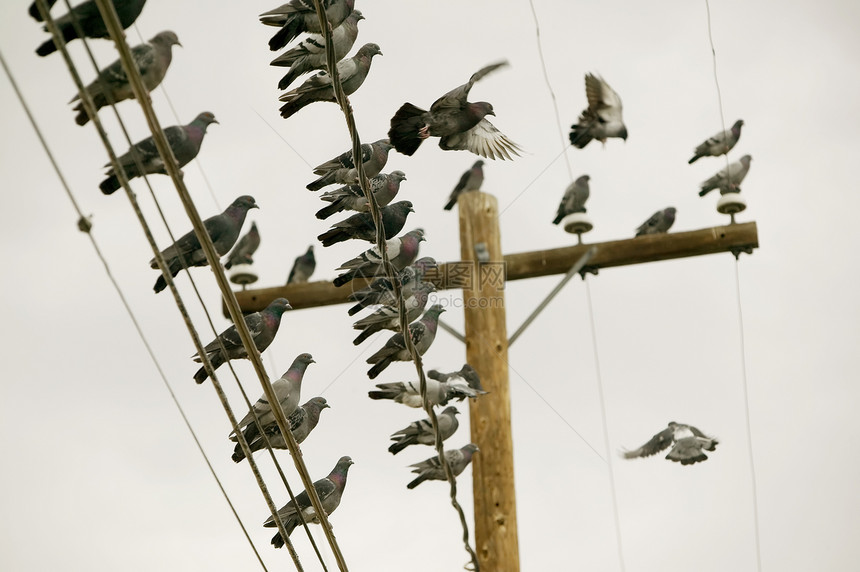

{"left": 71, "top": 31, "right": 180, "bottom": 126}
{"left": 406, "top": 443, "right": 478, "bottom": 489}
{"left": 191, "top": 297, "right": 291, "bottom": 384}
{"left": 689, "top": 120, "right": 744, "bottom": 164}
{"left": 352, "top": 281, "right": 435, "bottom": 345}
{"left": 34, "top": 0, "right": 147, "bottom": 57}
{"left": 279, "top": 43, "right": 381, "bottom": 119}
{"left": 368, "top": 372, "right": 487, "bottom": 408}
{"left": 347, "top": 257, "right": 437, "bottom": 316}
{"left": 232, "top": 396, "right": 330, "bottom": 463}
{"left": 287, "top": 245, "right": 316, "bottom": 283}
{"left": 150, "top": 195, "right": 258, "bottom": 293}
{"left": 389, "top": 406, "right": 460, "bottom": 455}
{"left": 389, "top": 62, "right": 522, "bottom": 160}
{"left": 427, "top": 364, "right": 486, "bottom": 394}
{"left": 366, "top": 304, "right": 445, "bottom": 379}
{"left": 635, "top": 207, "right": 676, "bottom": 236}
{"left": 699, "top": 154, "right": 752, "bottom": 196}
{"left": 444, "top": 160, "right": 484, "bottom": 210}
{"left": 333, "top": 228, "right": 424, "bottom": 287}
{"left": 28, "top": 0, "right": 58, "bottom": 21}
{"left": 224, "top": 222, "right": 260, "bottom": 269}
{"left": 265, "top": 456, "right": 354, "bottom": 547}
{"left": 622, "top": 422, "right": 718, "bottom": 465}
{"left": 99, "top": 111, "right": 218, "bottom": 194}
{"left": 316, "top": 171, "right": 406, "bottom": 220}
{"left": 569, "top": 73, "right": 627, "bottom": 148}
{"left": 307, "top": 138, "right": 393, "bottom": 191}
{"left": 318, "top": 200, "right": 414, "bottom": 247}
{"left": 261, "top": 0, "right": 355, "bottom": 51}
{"left": 271, "top": 10, "right": 364, "bottom": 90}
{"left": 552, "top": 175, "right": 590, "bottom": 224}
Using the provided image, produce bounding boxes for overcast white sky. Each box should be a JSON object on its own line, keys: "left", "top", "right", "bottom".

{"left": 2, "top": 1, "right": 859, "bottom": 571}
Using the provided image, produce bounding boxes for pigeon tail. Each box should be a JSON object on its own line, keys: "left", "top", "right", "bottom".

{"left": 688, "top": 154, "right": 702, "bottom": 164}
{"left": 367, "top": 356, "right": 392, "bottom": 380}
{"left": 152, "top": 259, "right": 182, "bottom": 293}
{"left": 99, "top": 174, "right": 122, "bottom": 195}
{"left": 569, "top": 124, "right": 594, "bottom": 149}
{"left": 443, "top": 197, "right": 458, "bottom": 211}
{"left": 307, "top": 171, "right": 336, "bottom": 192}
{"left": 231, "top": 448, "right": 245, "bottom": 463}
{"left": 278, "top": 68, "right": 303, "bottom": 91}
{"left": 318, "top": 228, "right": 350, "bottom": 248}
{"left": 388, "top": 441, "right": 410, "bottom": 455}
{"left": 406, "top": 474, "right": 427, "bottom": 489}
{"left": 352, "top": 326, "right": 378, "bottom": 346}
{"left": 389, "top": 103, "right": 427, "bottom": 156}
{"left": 193, "top": 353, "right": 224, "bottom": 384}
{"left": 315, "top": 202, "right": 344, "bottom": 220}
{"left": 332, "top": 271, "right": 357, "bottom": 288}
{"left": 269, "top": 21, "right": 301, "bottom": 52}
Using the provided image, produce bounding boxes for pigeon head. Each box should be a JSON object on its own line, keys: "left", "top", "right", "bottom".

{"left": 424, "top": 304, "right": 446, "bottom": 318}
{"left": 307, "top": 397, "right": 330, "bottom": 410}
{"left": 442, "top": 406, "right": 460, "bottom": 416}
{"left": 377, "top": 138, "right": 393, "bottom": 150}
{"left": 351, "top": 10, "right": 365, "bottom": 21}
{"left": 462, "top": 443, "right": 480, "bottom": 457}
{"left": 734, "top": 119, "right": 745, "bottom": 129}
{"left": 293, "top": 353, "right": 316, "bottom": 367}
{"left": 266, "top": 297, "right": 292, "bottom": 316}
{"left": 390, "top": 170, "right": 407, "bottom": 183}
{"left": 470, "top": 102, "right": 495, "bottom": 119}
{"left": 231, "top": 195, "right": 259, "bottom": 211}
{"left": 153, "top": 31, "right": 181, "bottom": 48}
{"left": 359, "top": 43, "right": 382, "bottom": 57}
{"left": 193, "top": 111, "right": 219, "bottom": 129}
{"left": 577, "top": 174, "right": 590, "bottom": 184}
{"left": 406, "top": 228, "right": 425, "bottom": 242}
{"left": 619, "top": 125, "right": 628, "bottom": 141}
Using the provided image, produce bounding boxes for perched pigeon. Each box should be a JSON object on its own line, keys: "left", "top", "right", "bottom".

{"left": 635, "top": 207, "right": 676, "bottom": 237}
{"left": 191, "top": 297, "right": 291, "bottom": 384}
{"left": 333, "top": 228, "right": 424, "bottom": 287}
{"left": 318, "top": 200, "right": 414, "bottom": 247}
{"left": 699, "top": 154, "right": 752, "bottom": 196}
{"left": 316, "top": 171, "right": 406, "bottom": 220}
{"left": 99, "top": 111, "right": 218, "bottom": 194}
{"left": 622, "top": 422, "right": 718, "bottom": 465}
{"left": 406, "top": 443, "right": 478, "bottom": 489}
{"left": 368, "top": 372, "right": 487, "bottom": 408}
{"left": 224, "top": 222, "right": 260, "bottom": 269}
{"left": 279, "top": 43, "right": 382, "bottom": 119}
{"left": 265, "top": 456, "right": 354, "bottom": 547}
{"left": 427, "top": 364, "right": 486, "bottom": 394}
{"left": 689, "top": 120, "right": 744, "bottom": 164}
{"left": 270, "top": 10, "right": 364, "bottom": 90}
{"left": 389, "top": 61, "right": 522, "bottom": 160}
{"left": 307, "top": 138, "right": 393, "bottom": 191}
{"left": 34, "top": 0, "right": 147, "bottom": 57}
{"left": 366, "top": 304, "right": 445, "bottom": 379}
{"left": 352, "top": 281, "right": 435, "bottom": 345}
{"left": 444, "top": 160, "right": 484, "bottom": 211}
{"left": 260, "top": 0, "right": 355, "bottom": 52}
{"left": 150, "top": 195, "right": 258, "bottom": 293}
{"left": 232, "top": 397, "right": 330, "bottom": 463}
{"left": 287, "top": 245, "right": 316, "bottom": 283}
{"left": 347, "top": 257, "right": 437, "bottom": 316}
{"left": 28, "top": 0, "right": 58, "bottom": 21}
{"left": 552, "top": 175, "right": 590, "bottom": 224}
{"left": 569, "top": 73, "right": 627, "bottom": 148}
{"left": 388, "top": 406, "right": 460, "bottom": 455}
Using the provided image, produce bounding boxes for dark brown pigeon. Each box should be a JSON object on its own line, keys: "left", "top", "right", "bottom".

{"left": 260, "top": 0, "right": 355, "bottom": 52}
{"left": 317, "top": 200, "right": 414, "bottom": 247}
{"left": 34, "top": 0, "right": 147, "bottom": 56}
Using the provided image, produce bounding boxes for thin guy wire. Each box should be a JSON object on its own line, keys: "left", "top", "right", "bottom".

{"left": 705, "top": 0, "right": 733, "bottom": 180}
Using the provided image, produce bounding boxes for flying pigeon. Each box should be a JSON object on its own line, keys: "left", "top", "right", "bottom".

{"left": 699, "top": 155, "right": 752, "bottom": 196}
{"left": 34, "top": 0, "right": 147, "bottom": 57}
{"left": 635, "top": 207, "right": 676, "bottom": 236}
{"left": 388, "top": 406, "right": 460, "bottom": 455}
{"left": 270, "top": 10, "right": 364, "bottom": 90}
{"left": 317, "top": 200, "right": 414, "bottom": 247}
{"left": 552, "top": 175, "right": 590, "bottom": 224}
{"left": 406, "top": 443, "right": 478, "bottom": 489}
{"left": 260, "top": 0, "right": 355, "bottom": 52}
{"left": 368, "top": 371, "right": 487, "bottom": 408}
{"left": 352, "top": 281, "right": 435, "bottom": 345}
{"left": 306, "top": 138, "right": 393, "bottom": 191}
{"left": 622, "top": 421, "right": 718, "bottom": 465}
{"left": 232, "top": 396, "right": 330, "bottom": 463}
{"left": 71, "top": 31, "right": 180, "bottom": 126}
{"left": 278, "top": 43, "right": 382, "bottom": 119}
{"left": 388, "top": 61, "right": 522, "bottom": 160}
{"left": 366, "top": 304, "right": 445, "bottom": 379}
{"left": 316, "top": 171, "right": 406, "bottom": 220}
{"left": 224, "top": 222, "right": 260, "bottom": 269}
{"left": 265, "top": 456, "right": 354, "bottom": 548}
{"left": 287, "top": 245, "right": 316, "bottom": 283}
{"left": 444, "top": 160, "right": 484, "bottom": 211}
{"left": 569, "top": 73, "right": 627, "bottom": 148}
{"left": 332, "top": 228, "right": 424, "bottom": 287}
{"left": 149, "top": 195, "right": 258, "bottom": 293}
{"left": 99, "top": 111, "right": 218, "bottom": 194}
{"left": 347, "top": 257, "right": 437, "bottom": 316}
{"left": 688, "top": 120, "right": 744, "bottom": 164}
{"left": 191, "top": 297, "right": 291, "bottom": 384}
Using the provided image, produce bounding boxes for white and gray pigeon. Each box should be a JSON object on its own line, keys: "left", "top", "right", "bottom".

{"left": 699, "top": 154, "right": 752, "bottom": 196}
{"left": 352, "top": 281, "right": 435, "bottom": 345}
{"left": 232, "top": 396, "right": 329, "bottom": 463}
{"left": 569, "top": 73, "right": 627, "bottom": 148}
{"left": 261, "top": 0, "right": 355, "bottom": 51}
{"left": 99, "top": 111, "right": 218, "bottom": 194}
{"left": 71, "top": 31, "right": 180, "bottom": 126}
{"left": 224, "top": 222, "right": 260, "bottom": 269}
{"left": 333, "top": 228, "right": 424, "bottom": 287}
{"left": 635, "top": 207, "right": 676, "bottom": 237}
{"left": 317, "top": 200, "right": 414, "bottom": 247}
{"left": 368, "top": 372, "right": 487, "bottom": 408}
{"left": 347, "top": 257, "right": 437, "bottom": 316}
{"left": 388, "top": 406, "right": 460, "bottom": 455}
{"left": 406, "top": 443, "right": 479, "bottom": 489}
{"left": 366, "top": 305, "right": 445, "bottom": 379}
{"left": 622, "top": 421, "right": 718, "bottom": 465}
{"left": 444, "top": 160, "right": 484, "bottom": 210}
{"left": 34, "top": 0, "right": 147, "bottom": 57}
{"left": 552, "top": 174, "right": 590, "bottom": 224}
{"left": 307, "top": 138, "right": 394, "bottom": 191}
{"left": 287, "top": 245, "right": 316, "bottom": 283}
{"left": 689, "top": 120, "right": 744, "bottom": 164}
{"left": 427, "top": 364, "right": 486, "bottom": 394}
{"left": 316, "top": 171, "right": 406, "bottom": 220}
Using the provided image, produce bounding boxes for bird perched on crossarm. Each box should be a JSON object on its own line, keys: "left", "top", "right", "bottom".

{"left": 635, "top": 207, "right": 676, "bottom": 236}
{"left": 552, "top": 175, "right": 590, "bottom": 224}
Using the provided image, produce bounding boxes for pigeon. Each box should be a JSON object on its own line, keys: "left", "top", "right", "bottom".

{"left": 260, "top": 0, "right": 355, "bottom": 52}
{"left": 318, "top": 200, "right": 414, "bottom": 247}
{"left": 388, "top": 61, "right": 522, "bottom": 160}
{"left": 406, "top": 444, "right": 478, "bottom": 489}
{"left": 191, "top": 297, "right": 291, "bottom": 384}
{"left": 28, "top": 0, "right": 58, "bottom": 21}
{"left": 569, "top": 73, "right": 627, "bottom": 148}
{"left": 316, "top": 171, "right": 406, "bottom": 220}
{"left": 622, "top": 422, "right": 718, "bottom": 465}
{"left": 635, "top": 207, "right": 676, "bottom": 236}
{"left": 149, "top": 195, "right": 258, "bottom": 293}
{"left": 270, "top": 10, "right": 364, "bottom": 90}
{"left": 347, "top": 257, "right": 437, "bottom": 316}
{"left": 444, "top": 160, "right": 484, "bottom": 210}
{"left": 224, "top": 222, "right": 260, "bottom": 269}
{"left": 34, "top": 0, "right": 147, "bottom": 57}
{"left": 699, "top": 154, "right": 752, "bottom": 196}
{"left": 99, "top": 111, "right": 218, "bottom": 194}
{"left": 368, "top": 371, "right": 487, "bottom": 408}
{"left": 688, "top": 120, "right": 744, "bottom": 164}
{"left": 265, "top": 456, "right": 354, "bottom": 547}
{"left": 332, "top": 228, "right": 424, "bottom": 287}
{"left": 388, "top": 406, "right": 460, "bottom": 455}
{"left": 352, "top": 281, "right": 435, "bottom": 345}
{"left": 287, "top": 245, "right": 316, "bottom": 283}
{"left": 307, "top": 138, "right": 393, "bottom": 191}
{"left": 366, "top": 304, "right": 445, "bottom": 379}
{"left": 279, "top": 43, "right": 382, "bottom": 119}
{"left": 552, "top": 175, "right": 590, "bottom": 224}
{"left": 427, "top": 364, "right": 486, "bottom": 394}
{"left": 232, "top": 397, "right": 330, "bottom": 463}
